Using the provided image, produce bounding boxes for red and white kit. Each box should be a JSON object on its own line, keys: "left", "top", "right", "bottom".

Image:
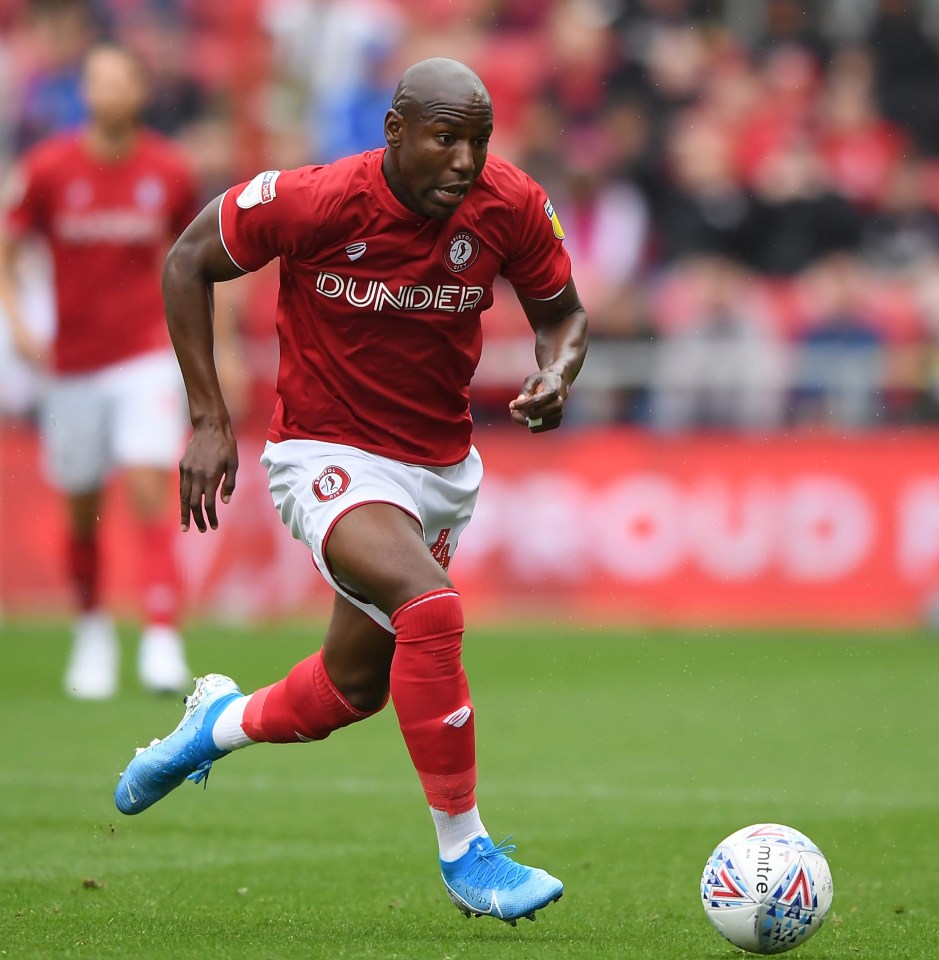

{"left": 3, "top": 131, "right": 198, "bottom": 489}
{"left": 220, "top": 149, "right": 571, "bottom": 623}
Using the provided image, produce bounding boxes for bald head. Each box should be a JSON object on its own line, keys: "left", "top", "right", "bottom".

{"left": 392, "top": 58, "right": 492, "bottom": 121}
{"left": 383, "top": 58, "right": 493, "bottom": 220}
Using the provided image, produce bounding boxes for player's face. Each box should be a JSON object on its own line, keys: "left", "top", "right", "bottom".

{"left": 387, "top": 100, "right": 492, "bottom": 220}
{"left": 82, "top": 49, "right": 147, "bottom": 131}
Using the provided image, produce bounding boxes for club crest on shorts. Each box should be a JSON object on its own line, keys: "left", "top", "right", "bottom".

{"left": 445, "top": 232, "right": 479, "bottom": 272}
{"left": 312, "top": 465, "right": 351, "bottom": 501}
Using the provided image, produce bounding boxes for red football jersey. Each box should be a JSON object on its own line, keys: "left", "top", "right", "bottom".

{"left": 219, "top": 149, "right": 572, "bottom": 466}
{"left": 3, "top": 131, "right": 198, "bottom": 373}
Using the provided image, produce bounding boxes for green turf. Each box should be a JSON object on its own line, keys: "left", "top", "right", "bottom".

{"left": 0, "top": 618, "right": 936, "bottom": 959}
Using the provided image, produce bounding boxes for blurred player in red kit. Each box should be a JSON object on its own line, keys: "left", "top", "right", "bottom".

{"left": 114, "top": 58, "right": 588, "bottom": 923}
{"left": 0, "top": 43, "right": 199, "bottom": 698}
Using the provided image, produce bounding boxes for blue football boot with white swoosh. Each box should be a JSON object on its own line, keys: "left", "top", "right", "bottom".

{"left": 115, "top": 674, "right": 242, "bottom": 815}
{"left": 441, "top": 835, "right": 563, "bottom": 924}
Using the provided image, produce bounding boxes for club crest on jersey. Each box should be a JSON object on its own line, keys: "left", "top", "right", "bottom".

{"left": 445, "top": 232, "right": 480, "bottom": 273}
{"left": 544, "top": 198, "right": 565, "bottom": 239}
{"left": 237, "top": 170, "right": 281, "bottom": 209}
{"left": 345, "top": 241, "right": 367, "bottom": 261}
{"left": 312, "top": 465, "right": 351, "bottom": 502}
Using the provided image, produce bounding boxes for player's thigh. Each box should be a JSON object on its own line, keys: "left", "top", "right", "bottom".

{"left": 324, "top": 447, "right": 484, "bottom": 611}
{"left": 40, "top": 371, "right": 111, "bottom": 493}
{"left": 326, "top": 501, "right": 453, "bottom": 614}
{"left": 262, "top": 439, "right": 436, "bottom": 622}
{"left": 107, "top": 351, "right": 186, "bottom": 470}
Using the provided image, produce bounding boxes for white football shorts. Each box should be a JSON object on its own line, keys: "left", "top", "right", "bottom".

{"left": 40, "top": 349, "right": 186, "bottom": 493}
{"left": 261, "top": 438, "right": 484, "bottom": 630}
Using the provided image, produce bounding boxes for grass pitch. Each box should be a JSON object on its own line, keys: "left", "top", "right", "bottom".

{"left": 0, "top": 619, "right": 937, "bottom": 959}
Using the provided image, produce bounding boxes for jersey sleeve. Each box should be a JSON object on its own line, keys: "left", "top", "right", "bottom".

{"left": 500, "top": 175, "right": 572, "bottom": 300}
{"left": 219, "top": 167, "right": 322, "bottom": 273}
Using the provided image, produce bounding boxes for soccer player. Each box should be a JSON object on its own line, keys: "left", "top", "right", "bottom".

{"left": 0, "top": 43, "right": 199, "bottom": 698}
{"left": 114, "top": 58, "right": 588, "bottom": 924}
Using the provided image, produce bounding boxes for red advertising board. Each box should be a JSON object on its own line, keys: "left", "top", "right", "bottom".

{"left": 3, "top": 423, "right": 939, "bottom": 627}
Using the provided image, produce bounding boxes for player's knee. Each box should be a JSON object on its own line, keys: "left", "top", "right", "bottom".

{"left": 322, "top": 645, "right": 392, "bottom": 714}
{"left": 331, "top": 666, "right": 390, "bottom": 714}
{"left": 346, "top": 683, "right": 390, "bottom": 714}
{"left": 386, "top": 571, "right": 454, "bottom": 616}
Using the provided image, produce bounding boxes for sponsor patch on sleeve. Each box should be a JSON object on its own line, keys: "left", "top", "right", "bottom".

{"left": 544, "top": 198, "right": 565, "bottom": 239}
{"left": 236, "top": 170, "right": 281, "bottom": 209}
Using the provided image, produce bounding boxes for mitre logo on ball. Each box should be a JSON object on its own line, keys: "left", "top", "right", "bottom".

{"left": 445, "top": 232, "right": 479, "bottom": 272}
{"left": 312, "top": 466, "right": 351, "bottom": 502}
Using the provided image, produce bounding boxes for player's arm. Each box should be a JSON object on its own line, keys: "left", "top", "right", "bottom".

{"left": 509, "top": 279, "right": 588, "bottom": 432}
{"left": 163, "top": 195, "right": 246, "bottom": 533}
{"left": 0, "top": 232, "right": 43, "bottom": 364}
{"left": 211, "top": 276, "right": 250, "bottom": 424}
{"left": 0, "top": 160, "right": 45, "bottom": 364}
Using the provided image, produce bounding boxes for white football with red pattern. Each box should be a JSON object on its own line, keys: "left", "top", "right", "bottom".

{"left": 701, "top": 823, "right": 834, "bottom": 954}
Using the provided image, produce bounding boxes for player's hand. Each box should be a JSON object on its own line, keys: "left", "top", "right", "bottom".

{"left": 508, "top": 370, "right": 567, "bottom": 433}
{"left": 178, "top": 419, "right": 238, "bottom": 533}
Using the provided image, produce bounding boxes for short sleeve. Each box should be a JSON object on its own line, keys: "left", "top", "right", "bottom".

{"left": 500, "top": 176, "right": 572, "bottom": 300}
{"left": 219, "top": 167, "right": 322, "bottom": 273}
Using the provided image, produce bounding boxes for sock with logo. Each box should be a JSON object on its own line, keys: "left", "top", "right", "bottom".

{"left": 390, "top": 588, "right": 477, "bottom": 816}
{"left": 232, "top": 649, "right": 381, "bottom": 744}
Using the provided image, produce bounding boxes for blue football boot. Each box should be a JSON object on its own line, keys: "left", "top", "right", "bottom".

{"left": 441, "top": 835, "right": 563, "bottom": 924}
{"left": 115, "top": 673, "right": 242, "bottom": 815}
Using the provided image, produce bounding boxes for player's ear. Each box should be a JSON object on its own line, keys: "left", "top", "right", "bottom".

{"left": 384, "top": 109, "right": 404, "bottom": 148}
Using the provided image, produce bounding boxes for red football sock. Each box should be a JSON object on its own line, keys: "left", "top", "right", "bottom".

{"left": 137, "top": 519, "right": 181, "bottom": 627}
{"left": 242, "top": 649, "right": 379, "bottom": 743}
{"left": 66, "top": 530, "right": 100, "bottom": 613}
{"left": 390, "top": 589, "right": 476, "bottom": 815}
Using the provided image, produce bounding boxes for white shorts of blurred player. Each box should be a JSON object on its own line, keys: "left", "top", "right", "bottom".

{"left": 40, "top": 349, "right": 186, "bottom": 494}
{"left": 262, "top": 438, "right": 484, "bottom": 631}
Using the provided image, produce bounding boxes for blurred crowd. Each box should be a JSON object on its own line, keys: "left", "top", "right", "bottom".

{"left": 5, "top": 0, "right": 939, "bottom": 432}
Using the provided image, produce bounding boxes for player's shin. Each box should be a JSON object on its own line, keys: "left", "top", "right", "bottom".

{"left": 390, "top": 589, "right": 487, "bottom": 859}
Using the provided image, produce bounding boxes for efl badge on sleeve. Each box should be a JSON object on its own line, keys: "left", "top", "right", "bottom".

{"left": 544, "top": 198, "right": 565, "bottom": 239}
{"left": 237, "top": 170, "right": 281, "bottom": 209}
